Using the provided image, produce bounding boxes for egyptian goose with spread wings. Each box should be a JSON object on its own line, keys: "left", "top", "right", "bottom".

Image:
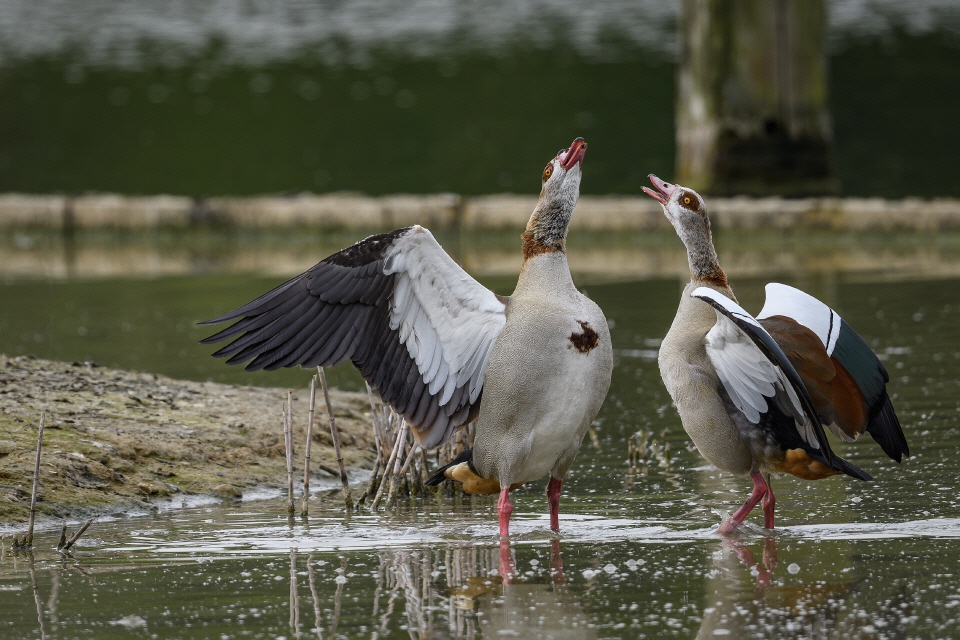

{"left": 201, "top": 138, "right": 613, "bottom": 538}
{"left": 643, "top": 175, "right": 909, "bottom": 534}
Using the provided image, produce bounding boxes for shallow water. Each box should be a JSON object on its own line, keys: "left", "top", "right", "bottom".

{"left": 2, "top": 234, "right": 960, "bottom": 638}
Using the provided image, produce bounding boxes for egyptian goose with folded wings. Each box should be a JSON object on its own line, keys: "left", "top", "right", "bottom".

{"left": 201, "top": 138, "right": 613, "bottom": 538}
{"left": 643, "top": 175, "right": 909, "bottom": 534}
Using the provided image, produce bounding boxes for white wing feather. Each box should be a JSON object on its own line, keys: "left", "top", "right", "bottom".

{"left": 384, "top": 226, "right": 506, "bottom": 412}
{"left": 696, "top": 288, "right": 818, "bottom": 447}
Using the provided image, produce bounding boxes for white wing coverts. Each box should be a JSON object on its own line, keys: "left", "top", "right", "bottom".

{"left": 692, "top": 287, "right": 826, "bottom": 453}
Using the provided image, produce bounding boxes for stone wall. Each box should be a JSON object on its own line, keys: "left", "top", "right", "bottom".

{"left": 1, "top": 192, "right": 960, "bottom": 232}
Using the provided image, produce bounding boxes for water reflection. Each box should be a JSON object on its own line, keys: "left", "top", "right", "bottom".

{"left": 322, "top": 540, "right": 592, "bottom": 640}
{"left": 697, "top": 538, "right": 914, "bottom": 640}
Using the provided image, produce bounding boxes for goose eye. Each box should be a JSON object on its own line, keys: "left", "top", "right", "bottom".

{"left": 543, "top": 165, "right": 553, "bottom": 180}
{"left": 683, "top": 196, "right": 692, "bottom": 206}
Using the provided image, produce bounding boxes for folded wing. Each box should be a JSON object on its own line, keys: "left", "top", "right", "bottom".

{"left": 692, "top": 287, "right": 861, "bottom": 477}
{"left": 758, "top": 283, "right": 909, "bottom": 462}
{"left": 200, "top": 225, "right": 507, "bottom": 449}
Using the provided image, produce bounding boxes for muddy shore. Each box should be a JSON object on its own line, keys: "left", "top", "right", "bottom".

{"left": 0, "top": 356, "right": 375, "bottom": 524}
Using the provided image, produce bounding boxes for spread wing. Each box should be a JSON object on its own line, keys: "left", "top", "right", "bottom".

{"left": 200, "top": 225, "right": 507, "bottom": 449}
{"left": 758, "top": 283, "right": 909, "bottom": 462}
{"left": 692, "top": 287, "right": 836, "bottom": 462}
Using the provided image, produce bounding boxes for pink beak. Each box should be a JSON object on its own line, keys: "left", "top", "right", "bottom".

{"left": 559, "top": 137, "right": 587, "bottom": 171}
{"left": 642, "top": 174, "right": 678, "bottom": 204}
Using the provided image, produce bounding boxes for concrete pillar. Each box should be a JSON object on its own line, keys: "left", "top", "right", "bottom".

{"left": 676, "top": 0, "right": 836, "bottom": 196}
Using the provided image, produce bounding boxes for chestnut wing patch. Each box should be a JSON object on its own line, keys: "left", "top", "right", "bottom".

{"left": 760, "top": 315, "right": 868, "bottom": 442}
{"left": 568, "top": 321, "right": 599, "bottom": 353}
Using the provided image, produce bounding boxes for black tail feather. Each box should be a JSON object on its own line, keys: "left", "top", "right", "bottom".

{"left": 835, "top": 455, "right": 873, "bottom": 481}
{"left": 426, "top": 448, "right": 474, "bottom": 487}
{"left": 866, "top": 395, "right": 910, "bottom": 463}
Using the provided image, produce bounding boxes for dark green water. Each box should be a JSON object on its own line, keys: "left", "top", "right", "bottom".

{"left": 1, "top": 6, "right": 959, "bottom": 198}
{"left": 1, "top": 232, "right": 960, "bottom": 638}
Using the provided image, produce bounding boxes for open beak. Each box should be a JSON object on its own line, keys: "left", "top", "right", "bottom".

{"left": 642, "top": 174, "right": 677, "bottom": 204}
{"left": 559, "top": 137, "right": 587, "bottom": 171}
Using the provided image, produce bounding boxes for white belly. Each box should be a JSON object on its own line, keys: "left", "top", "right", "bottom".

{"left": 473, "top": 294, "right": 613, "bottom": 486}
{"left": 511, "top": 355, "right": 599, "bottom": 484}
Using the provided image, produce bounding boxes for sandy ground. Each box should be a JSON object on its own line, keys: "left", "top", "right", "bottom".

{"left": 0, "top": 356, "right": 375, "bottom": 523}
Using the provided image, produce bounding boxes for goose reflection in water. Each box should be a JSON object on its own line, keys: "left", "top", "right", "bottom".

{"left": 359, "top": 541, "right": 592, "bottom": 639}
{"left": 696, "top": 538, "right": 913, "bottom": 640}
{"left": 462, "top": 540, "right": 596, "bottom": 640}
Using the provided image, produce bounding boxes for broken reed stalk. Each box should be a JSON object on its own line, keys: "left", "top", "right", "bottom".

{"left": 61, "top": 518, "right": 94, "bottom": 552}
{"left": 25, "top": 412, "right": 45, "bottom": 548}
{"left": 384, "top": 421, "right": 411, "bottom": 507}
{"left": 318, "top": 367, "right": 351, "bottom": 508}
{"left": 355, "top": 455, "right": 381, "bottom": 508}
{"left": 360, "top": 386, "right": 480, "bottom": 509}
{"left": 301, "top": 375, "right": 318, "bottom": 517}
{"left": 371, "top": 420, "right": 406, "bottom": 509}
{"left": 283, "top": 393, "right": 295, "bottom": 516}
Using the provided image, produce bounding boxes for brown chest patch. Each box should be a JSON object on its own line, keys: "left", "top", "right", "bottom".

{"left": 568, "top": 321, "right": 599, "bottom": 353}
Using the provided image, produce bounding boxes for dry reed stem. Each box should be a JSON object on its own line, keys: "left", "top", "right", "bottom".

{"left": 25, "top": 412, "right": 45, "bottom": 547}
{"left": 318, "top": 367, "right": 351, "bottom": 508}
{"left": 385, "top": 423, "right": 413, "bottom": 506}
{"left": 371, "top": 420, "right": 406, "bottom": 509}
{"left": 301, "top": 375, "right": 318, "bottom": 517}
{"left": 61, "top": 518, "right": 94, "bottom": 551}
{"left": 283, "top": 394, "right": 295, "bottom": 515}
{"left": 355, "top": 455, "right": 381, "bottom": 508}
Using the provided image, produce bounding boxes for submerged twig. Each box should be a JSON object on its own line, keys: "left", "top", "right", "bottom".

{"left": 25, "top": 412, "right": 45, "bottom": 548}
{"left": 61, "top": 518, "right": 94, "bottom": 552}
{"left": 301, "top": 375, "right": 318, "bottom": 517}
{"left": 318, "top": 367, "right": 351, "bottom": 509}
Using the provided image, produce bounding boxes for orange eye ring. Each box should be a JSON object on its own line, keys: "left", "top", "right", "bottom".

{"left": 683, "top": 197, "right": 691, "bottom": 205}
{"left": 544, "top": 167, "right": 553, "bottom": 179}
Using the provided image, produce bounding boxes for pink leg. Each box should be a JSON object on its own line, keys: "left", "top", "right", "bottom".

{"left": 547, "top": 477, "right": 562, "bottom": 532}
{"left": 719, "top": 472, "right": 770, "bottom": 535}
{"left": 499, "top": 538, "right": 515, "bottom": 584}
{"left": 761, "top": 476, "right": 776, "bottom": 530}
{"left": 497, "top": 487, "right": 513, "bottom": 539}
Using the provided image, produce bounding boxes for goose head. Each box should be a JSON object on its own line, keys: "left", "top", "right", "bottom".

{"left": 523, "top": 137, "right": 587, "bottom": 258}
{"left": 643, "top": 174, "right": 726, "bottom": 286}
{"left": 643, "top": 174, "right": 709, "bottom": 240}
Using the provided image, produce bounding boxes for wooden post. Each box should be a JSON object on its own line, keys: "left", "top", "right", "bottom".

{"left": 676, "top": 0, "right": 835, "bottom": 196}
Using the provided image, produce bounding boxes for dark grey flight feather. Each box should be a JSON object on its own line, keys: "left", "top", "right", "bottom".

{"left": 200, "top": 226, "right": 506, "bottom": 449}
